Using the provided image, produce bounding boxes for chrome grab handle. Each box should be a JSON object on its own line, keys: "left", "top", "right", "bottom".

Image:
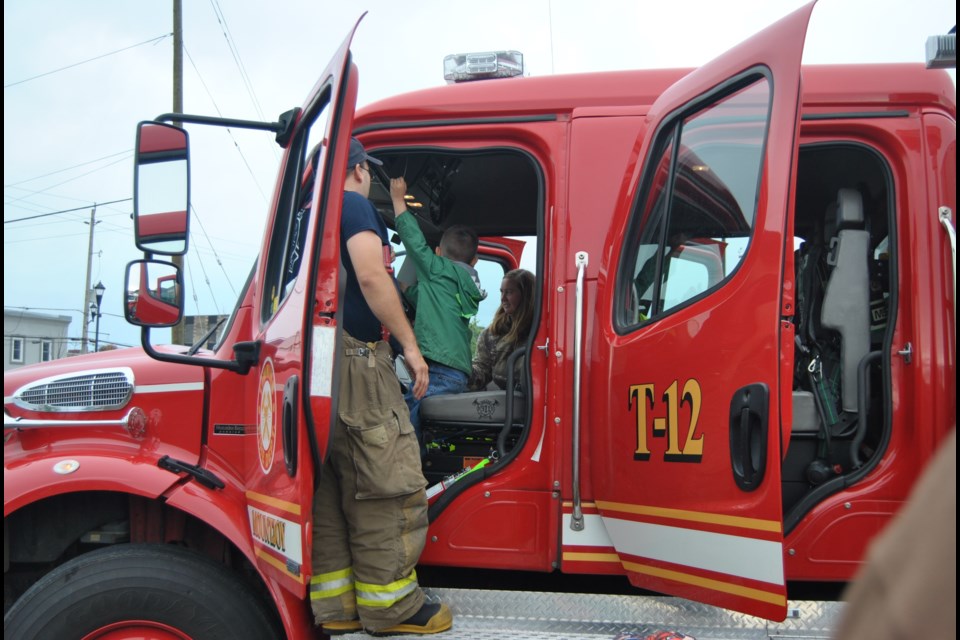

{"left": 571, "top": 251, "right": 588, "bottom": 531}
{"left": 939, "top": 207, "right": 955, "bottom": 320}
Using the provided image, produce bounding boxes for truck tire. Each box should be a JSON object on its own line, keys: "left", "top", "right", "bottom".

{"left": 3, "top": 543, "right": 282, "bottom": 640}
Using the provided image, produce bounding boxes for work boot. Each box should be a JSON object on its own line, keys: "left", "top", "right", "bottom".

{"left": 368, "top": 602, "right": 453, "bottom": 636}
{"left": 320, "top": 619, "right": 363, "bottom": 635}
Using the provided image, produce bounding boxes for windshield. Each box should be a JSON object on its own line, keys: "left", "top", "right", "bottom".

{"left": 192, "top": 263, "right": 256, "bottom": 354}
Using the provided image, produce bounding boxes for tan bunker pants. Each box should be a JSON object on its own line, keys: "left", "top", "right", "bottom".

{"left": 310, "top": 334, "right": 428, "bottom": 631}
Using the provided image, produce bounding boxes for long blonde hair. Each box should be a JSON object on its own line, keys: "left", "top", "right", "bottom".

{"left": 489, "top": 269, "right": 535, "bottom": 346}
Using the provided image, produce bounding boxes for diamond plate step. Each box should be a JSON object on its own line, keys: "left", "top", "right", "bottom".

{"left": 338, "top": 588, "right": 843, "bottom": 640}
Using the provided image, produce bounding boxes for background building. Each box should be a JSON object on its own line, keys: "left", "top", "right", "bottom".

{"left": 182, "top": 314, "right": 229, "bottom": 350}
{"left": 4, "top": 309, "right": 72, "bottom": 371}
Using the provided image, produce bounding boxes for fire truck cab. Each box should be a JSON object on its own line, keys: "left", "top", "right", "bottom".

{"left": 4, "top": 4, "right": 956, "bottom": 639}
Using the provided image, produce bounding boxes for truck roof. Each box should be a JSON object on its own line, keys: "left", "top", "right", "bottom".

{"left": 355, "top": 63, "right": 956, "bottom": 127}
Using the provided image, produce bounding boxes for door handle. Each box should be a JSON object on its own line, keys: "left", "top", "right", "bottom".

{"left": 283, "top": 375, "right": 299, "bottom": 477}
{"left": 729, "top": 383, "right": 768, "bottom": 492}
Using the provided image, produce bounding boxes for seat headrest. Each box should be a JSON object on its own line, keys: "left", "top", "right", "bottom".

{"left": 835, "top": 188, "right": 864, "bottom": 228}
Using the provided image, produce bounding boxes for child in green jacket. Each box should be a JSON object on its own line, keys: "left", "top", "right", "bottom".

{"left": 391, "top": 177, "right": 485, "bottom": 451}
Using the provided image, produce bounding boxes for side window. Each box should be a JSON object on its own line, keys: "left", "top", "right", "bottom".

{"left": 618, "top": 75, "right": 770, "bottom": 327}
{"left": 158, "top": 275, "right": 178, "bottom": 304}
{"left": 471, "top": 257, "right": 507, "bottom": 353}
{"left": 10, "top": 337, "right": 24, "bottom": 363}
{"left": 261, "top": 92, "right": 331, "bottom": 322}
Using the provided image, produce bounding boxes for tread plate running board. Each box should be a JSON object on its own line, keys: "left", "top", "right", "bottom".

{"left": 341, "top": 587, "right": 842, "bottom": 639}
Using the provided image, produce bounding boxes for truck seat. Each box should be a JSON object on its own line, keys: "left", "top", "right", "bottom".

{"left": 420, "top": 390, "right": 525, "bottom": 426}
{"left": 820, "top": 188, "right": 871, "bottom": 413}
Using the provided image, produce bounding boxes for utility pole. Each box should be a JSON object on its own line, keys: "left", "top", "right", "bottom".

{"left": 171, "top": 0, "right": 185, "bottom": 346}
{"left": 80, "top": 206, "right": 98, "bottom": 354}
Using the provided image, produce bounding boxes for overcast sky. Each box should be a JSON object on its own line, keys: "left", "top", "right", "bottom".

{"left": 3, "top": 0, "right": 956, "bottom": 352}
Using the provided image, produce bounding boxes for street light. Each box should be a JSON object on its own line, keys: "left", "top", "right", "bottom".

{"left": 93, "top": 281, "right": 105, "bottom": 352}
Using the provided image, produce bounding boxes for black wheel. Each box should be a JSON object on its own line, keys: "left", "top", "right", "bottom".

{"left": 3, "top": 543, "right": 282, "bottom": 640}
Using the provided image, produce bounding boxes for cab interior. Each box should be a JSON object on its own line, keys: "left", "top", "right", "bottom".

{"left": 367, "top": 149, "right": 541, "bottom": 243}
{"left": 365, "top": 147, "right": 543, "bottom": 488}
{"left": 784, "top": 142, "right": 893, "bottom": 529}
{"left": 356, "top": 141, "right": 894, "bottom": 526}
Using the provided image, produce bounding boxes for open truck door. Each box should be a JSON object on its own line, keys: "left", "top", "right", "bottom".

{"left": 239, "top": 17, "right": 362, "bottom": 598}
{"left": 585, "top": 3, "right": 814, "bottom": 620}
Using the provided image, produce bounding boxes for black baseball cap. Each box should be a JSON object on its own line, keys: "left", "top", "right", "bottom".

{"left": 348, "top": 137, "right": 383, "bottom": 169}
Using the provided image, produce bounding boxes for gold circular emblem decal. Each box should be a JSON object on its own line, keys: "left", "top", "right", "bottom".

{"left": 257, "top": 358, "right": 276, "bottom": 473}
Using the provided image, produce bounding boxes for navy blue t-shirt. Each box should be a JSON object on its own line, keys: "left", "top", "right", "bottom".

{"left": 341, "top": 191, "right": 391, "bottom": 343}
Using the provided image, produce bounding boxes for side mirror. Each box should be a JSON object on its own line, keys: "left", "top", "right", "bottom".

{"left": 125, "top": 259, "right": 183, "bottom": 327}
{"left": 134, "top": 122, "right": 190, "bottom": 256}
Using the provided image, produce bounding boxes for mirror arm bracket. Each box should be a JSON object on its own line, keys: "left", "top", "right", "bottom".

{"left": 139, "top": 329, "right": 258, "bottom": 375}
{"left": 233, "top": 341, "right": 262, "bottom": 375}
{"left": 152, "top": 109, "right": 301, "bottom": 148}
{"left": 274, "top": 108, "right": 300, "bottom": 148}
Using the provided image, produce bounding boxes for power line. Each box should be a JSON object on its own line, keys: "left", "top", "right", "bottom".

{"left": 4, "top": 306, "right": 80, "bottom": 314}
{"left": 1, "top": 199, "right": 59, "bottom": 218}
{"left": 3, "top": 224, "right": 128, "bottom": 246}
{"left": 4, "top": 184, "right": 123, "bottom": 211}
{"left": 4, "top": 198, "right": 131, "bottom": 224}
{"left": 3, "top": 150, "right": 133, "bottom": 188}
{"left": 181, "top": 43, "right": 271, "bottom": 201}
{"left": 209, "top": 0, "right": 268, "bottom": 123}
{"left": 185, "top": 248, "right": 224, "bottom": 317}
{"left": 3, "top": 335, "right": 136, "bottom": 350}
{"left": 191, "top": 203, "right": 238, "bottom": 298}
{"left": 3, "top": 154, "right": 132, "bottom": 208}
{"left": 5, "top": 208, "right": 131, "bottom": 233}
{"left": 4, "top": 34, "right": 172, "bottom": 88}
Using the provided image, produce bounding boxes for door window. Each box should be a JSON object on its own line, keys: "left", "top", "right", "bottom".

{"left": 261, "top": 96, "right": 331, "bottom": 323}
{"left": 618, "top": 76, "right": 770, "bottom": 327}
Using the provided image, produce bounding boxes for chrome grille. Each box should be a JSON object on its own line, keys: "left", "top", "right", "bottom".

{"left": 14, "top": 368, "right": 134, "bottom": 412}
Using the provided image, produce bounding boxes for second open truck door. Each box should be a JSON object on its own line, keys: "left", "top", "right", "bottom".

{"left": 584, "top": 2, "right": 815, "bottom": 621}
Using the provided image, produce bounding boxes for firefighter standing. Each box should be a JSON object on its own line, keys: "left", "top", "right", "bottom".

{"left": 309, "top": 138, "right": 453, "bottom": 635}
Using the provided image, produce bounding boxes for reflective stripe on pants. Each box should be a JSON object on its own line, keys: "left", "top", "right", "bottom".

{"left": 356, "top": 570, "right": 419, "bottom": 608}
{"left": 310, "top": 567, "right": 355, "bottom": 600}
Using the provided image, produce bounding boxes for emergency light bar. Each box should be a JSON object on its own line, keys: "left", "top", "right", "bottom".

{"left": 443, "top": 50, "right": 524, "bottom": 83}
{"left": 925, "top": 28, "right": 956, "bottom": 69}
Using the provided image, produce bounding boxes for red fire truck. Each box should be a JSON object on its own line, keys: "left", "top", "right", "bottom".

{"left": 4, "top": 4, "right": 956, "bottom": 638}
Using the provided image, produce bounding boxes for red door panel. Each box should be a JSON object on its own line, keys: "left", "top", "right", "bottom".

{"left": 588, "top": 2, "right": 815, "bottom": 620}
{"left": 244, "top": 15, "right": 363, "bottom": 598}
